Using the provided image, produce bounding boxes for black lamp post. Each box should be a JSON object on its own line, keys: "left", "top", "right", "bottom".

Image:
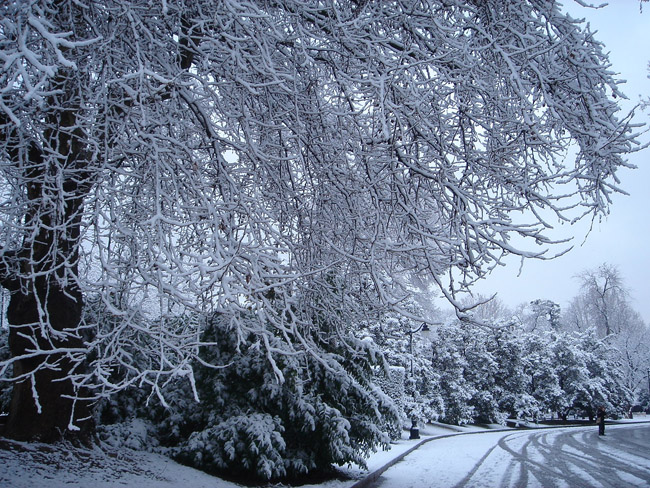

{"left": 407, "top": 323, "right": 431, "bottom": 375}
{"left": 407, "top": 323, "right": 431, "bottom": 440}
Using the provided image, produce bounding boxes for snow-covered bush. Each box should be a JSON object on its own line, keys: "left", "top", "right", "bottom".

{"left": 162, "top": 312, "right": 399, "bottom": 481}
{"left": 181, "top": 414, "right": 286, "bottom": 480}
{"left": 100, "top": 418, "right": 158, "bottom": 451}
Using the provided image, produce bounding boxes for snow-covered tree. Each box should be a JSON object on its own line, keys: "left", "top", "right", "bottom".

{"left": 431, "top": 321, "right": 534, "bottom": 424}
{"left": 617, "top": 321, "right": 650, "bottom": 397}
{"left": 435, "top": 322, "right": 538, "bottom": 424}
{"left": 550, "top": 329, "right": 632, "bottom": 420}
{"left": 463, "top": 327, "right": 503, "bottom": 424}
{"left": 460, "top": 294, "right": 512, "bottom": 324}
{"left": 523, "top": 300, "right": 562, "bottom": 333}
{"left": 357, "top": 297, "right": 443, "bottom": 427}
{"left": 568, "top": 264, "right": 629, "bottom": 337}
{"left": 0, "top": 0, "right": 640, "bottom": 444}
{"left": 430, "top": 319, "right": 632, "bottom": 425}
{"left": 488, "top": 328, "right": 538, "bottom": 421}
{"left": 579, "top": 331, "right": 632, "bottom": 418}
{"left": 522, "top": 332, "right": 566, "bottom": 419}
{"left": 564, "top": 264, "right": 649, "bottom": 406}
{"left": 431, "top": 323, "right": 475, "bottom": 425}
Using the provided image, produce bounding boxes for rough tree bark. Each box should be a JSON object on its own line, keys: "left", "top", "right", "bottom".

{"left": 0, "top": 71, "right": 94, "bottom": 442}
{"left": 4, "top": 283, "right": 92, "bottom": 442}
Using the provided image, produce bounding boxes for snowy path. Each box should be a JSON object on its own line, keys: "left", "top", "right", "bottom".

{"left": 365, "top": 424, "right": 650, "bottom": 488}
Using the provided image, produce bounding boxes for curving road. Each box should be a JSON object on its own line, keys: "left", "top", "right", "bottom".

{"left": 366, "top": 423, "right": 650, "bottom": 488}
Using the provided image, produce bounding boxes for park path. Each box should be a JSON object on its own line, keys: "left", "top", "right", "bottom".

{"left": 366, "top": 424, "right": 650, "bottom": 488}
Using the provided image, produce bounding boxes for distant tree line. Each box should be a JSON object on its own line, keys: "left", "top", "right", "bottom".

{"left": 360, "top": 269, "right": 644, "bottom": 429}
{"left": 366, "top": 316, "right": 634, "bottom": 427}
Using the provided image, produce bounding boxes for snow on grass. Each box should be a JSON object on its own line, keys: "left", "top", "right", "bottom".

{"left": 0, "top": 437, "right": 239, "bottom": 488}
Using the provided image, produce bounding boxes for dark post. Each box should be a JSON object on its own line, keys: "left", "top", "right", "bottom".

{"left": 409, "top": 419, "right": 420, "bottom": 440}
{"left": 409, "top": 329, "right": 414, "bottom": 375}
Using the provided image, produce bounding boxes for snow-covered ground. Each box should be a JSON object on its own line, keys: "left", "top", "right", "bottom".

{"left": 1, "top": 420, "right": 649, "bottom": 487}
{"left": 0, "top": 423, "right": 458, "bottom": 488}
{"left": 0, "top": 436, "right": 230, "bottom": 488}
{"left": 362, "top": 420, "right": 650, "bottom": 488}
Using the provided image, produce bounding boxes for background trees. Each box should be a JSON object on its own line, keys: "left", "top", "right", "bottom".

{"left": 0, "top": 0, "right": 641, "bottom": 477}
{"left": 427, "top": 321, "right": 633, "bottom": 425}
{"left": 358, "top": 300, "right": 443, "bottom": 427}
{"left": 562, "top": 264, "right": 649, "bottom": 408}
{"left": 566, "top": 264, "right": 632, "bottom": 337}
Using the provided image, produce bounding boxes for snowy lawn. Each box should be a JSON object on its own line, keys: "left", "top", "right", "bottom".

{"left": 0, "top": 436, "right": 233, "bottom": 488}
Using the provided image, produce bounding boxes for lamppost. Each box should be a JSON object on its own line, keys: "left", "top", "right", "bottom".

{"left": 406, "top": 323, "right": 431, "bottom": 439}
{"left": 407, "top": 323, "right": 431, "bottom": 375}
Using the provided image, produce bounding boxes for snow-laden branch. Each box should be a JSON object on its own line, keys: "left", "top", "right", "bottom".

{"left": 0, "top": 0, "right": 641, "bottom": 415}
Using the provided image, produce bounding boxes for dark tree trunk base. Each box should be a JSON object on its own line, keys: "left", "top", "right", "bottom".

{"left": 2, "top": 368, "right": 94, "bottom": 444}
{"left": 2, "top": 285, "right": 95, "bottom": 444}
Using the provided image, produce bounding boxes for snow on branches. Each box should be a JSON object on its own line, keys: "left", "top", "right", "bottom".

{"left": 0, "top": 0, "right": 641, "bottom": 442}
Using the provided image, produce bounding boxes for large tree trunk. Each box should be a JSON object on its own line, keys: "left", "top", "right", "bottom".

{"left": 0, "top": 64, "right": 94, "bottom": 442}
{"left": 3, "top": 281, "right": 93, "bottom": 442}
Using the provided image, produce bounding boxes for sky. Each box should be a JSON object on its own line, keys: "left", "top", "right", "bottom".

{"left": 466, "top": 1, "right": 650, "bottom": 323}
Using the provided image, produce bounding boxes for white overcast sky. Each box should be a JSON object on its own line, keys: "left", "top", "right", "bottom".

{"left": 464, "top": 1, "right": 650, "bottom": 323}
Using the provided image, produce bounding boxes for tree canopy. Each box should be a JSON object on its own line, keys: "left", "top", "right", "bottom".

{"left": 0, "top": 0, "right": 641, "bottom": 443}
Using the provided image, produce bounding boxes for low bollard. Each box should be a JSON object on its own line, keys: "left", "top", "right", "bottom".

{"left": 409, "top": 420, "right": 420, "bottom": 440}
